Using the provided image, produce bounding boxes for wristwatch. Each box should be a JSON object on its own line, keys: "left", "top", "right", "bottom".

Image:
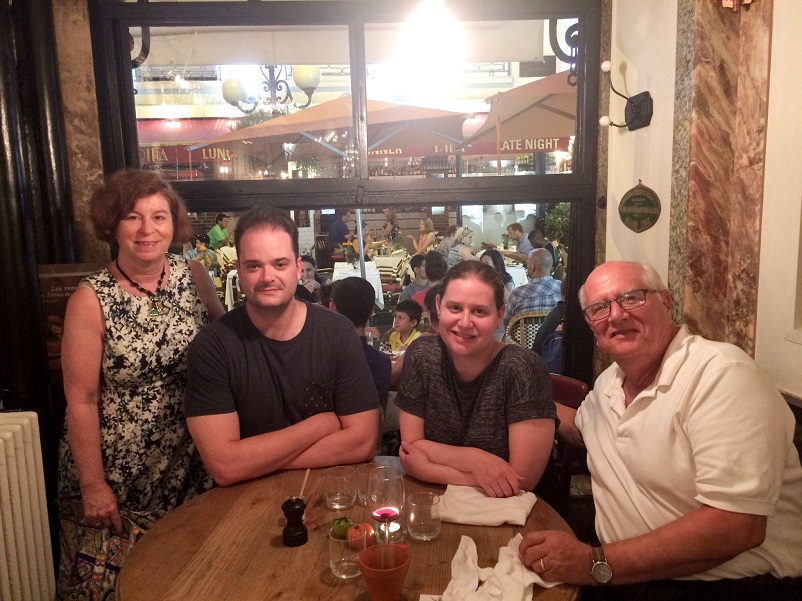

{"left": 590, "top": 546, "right": 613, "bottom": 585}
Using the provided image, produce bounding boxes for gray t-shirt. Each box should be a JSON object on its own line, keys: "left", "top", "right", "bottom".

{"left": 185, "top": 302, "right": 379, "bottom": 439}
{"left": 400, "top": 280, "right": 430, "bottom": 302}
{"left": 394, "top": 336, "right": 556, "bottom": 461}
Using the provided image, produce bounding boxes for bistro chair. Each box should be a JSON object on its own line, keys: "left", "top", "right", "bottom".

{"left": 549, "top": 373, "right": 590, "bottom": 513}
{"left": 505, "top": 310, "right": 551, "bottom": 347}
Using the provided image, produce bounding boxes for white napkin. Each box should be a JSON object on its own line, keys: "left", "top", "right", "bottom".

{"left": 439, "top": 485, "right": 537, "bottom": 526}
{"left": 442, "top": 535, "right": 563, "bottom": 601}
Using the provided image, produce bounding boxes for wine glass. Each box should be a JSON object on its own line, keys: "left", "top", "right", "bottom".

{"left": 366, "top": 466, "right": 405, "bottom": 544}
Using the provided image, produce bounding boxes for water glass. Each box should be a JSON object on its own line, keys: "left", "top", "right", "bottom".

{"left": 325, "top": 465, "right": 356, "bottom": 510}
{"left": 357, "top": 462, "right": 378, "bottom": 507}
{"left": 406, "top": 492, "right": 441, "bottom": 541}
{"left": 329, "top": 526, "right": 365, "bottom": 579}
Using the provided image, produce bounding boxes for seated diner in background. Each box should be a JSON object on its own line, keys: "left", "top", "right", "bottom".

{"left": 388, "top": 299, "right": 423, "bottom": 352}
{"left": 519, "top": 261, "right": 802, "bottom": 600}
{"left": 207, "top": 212, "right": 232, "bottom": 250}
{"left": 381, "top": 207, "right": 400, "bottom": 241}
{"left": 503, "top": 248, "right": 561, "bottom": 329}
{"left": 359, "top": 221, "right": 385, "bottom": 259}
{"left": 184, "top": 206, "right": 380, "bottom": 486}
{"left": 395, "top": 261, "right": 556, "bottom": 498}
{"left": 329, "top": 277, "right": 391, "bottom": 413}
{"left": 328, "top": 208, "right": 354, "bottom": 245}
{"left": 299, "top": 254, "right": 330, "bottom": 300}
{"left": 400, "top": 254, "right": 429, "bottom": 302}
{"left": 406, "top": 217, "right": 437, "bottom": 256}
{"left": 499, "top": 222, "right": 535, "bottom": 263}
{"left": 480, "top": 248, "right": 515, "bottom": 299}
{"left": 436, "top": 224, "right": 458, "bottom": 258}
{"left": 389, "top": 284, "right": 441, "bottom": 391}
{"left": 412, "top": 250, "right": 447, "bottom": 309}
{"left": 447, "top": 226, "right": 478, "bottom": 268}
{"left": 184, "top": 233, "right": 219, "bottom": 275}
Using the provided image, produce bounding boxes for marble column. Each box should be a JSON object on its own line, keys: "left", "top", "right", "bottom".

{"left": 669, "top": 0, "right": 772, "bottom": 356}
{"left": 53, "top": 0, "right": 107, "bottom": 263}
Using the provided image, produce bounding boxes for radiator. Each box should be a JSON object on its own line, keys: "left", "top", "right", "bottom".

{"left": 0, "top": 411, "right": 55, "bottom": 601}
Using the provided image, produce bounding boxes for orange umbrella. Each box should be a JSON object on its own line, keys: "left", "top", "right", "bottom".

{"left": 190, "top": 95, "right": 466, "bottom": 154}
{"left": 460, "top": 71, "right": 577, "bottom": 164}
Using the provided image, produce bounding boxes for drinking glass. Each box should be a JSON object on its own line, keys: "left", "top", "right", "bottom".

{"left": 366, "top": 466, "right": 405, "bottom": 545}
{"left": 325, "top": 466, "right": 357, "bottom": 510}
{"left": 357, "top": 462, "right": 378, "bottom": 507}
{"left": 406, "top": 492, "right": 441, "bottom": 541}
{"left": 329, "top": 525, "right": 365, "bottom": 579}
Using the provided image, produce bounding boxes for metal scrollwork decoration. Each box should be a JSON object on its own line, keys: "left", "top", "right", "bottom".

{"left": 129, "top": 28, "right": 151, "bottom": 70}
{"left": 549, "top": 20, "right": 580, "bottom": 87}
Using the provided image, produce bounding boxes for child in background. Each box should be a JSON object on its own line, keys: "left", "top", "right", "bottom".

{"left": 388, "top": 300, "right": 423, "bottom": 352}
{"left": 184, "top": 234, "right": 218, "bottom": 275}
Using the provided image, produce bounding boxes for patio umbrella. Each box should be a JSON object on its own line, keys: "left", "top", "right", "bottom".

{"left": 189, "top": 95, "right": 467, "bottom": 157}
{"left": 459, "top": 71, "right": 577, "bottom": 167}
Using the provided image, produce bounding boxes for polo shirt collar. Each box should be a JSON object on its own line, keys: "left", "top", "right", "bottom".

{"left": 602, "top": 326, "right": 691, "bottom": 414}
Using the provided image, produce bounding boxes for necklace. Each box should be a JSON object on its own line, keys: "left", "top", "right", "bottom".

{"left": 115, "top": 258, "right": 167, "bottom": 317}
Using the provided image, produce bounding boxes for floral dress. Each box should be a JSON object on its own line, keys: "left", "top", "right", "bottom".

{"left": 57, "top": 254, "right": 213, "bottom": 519}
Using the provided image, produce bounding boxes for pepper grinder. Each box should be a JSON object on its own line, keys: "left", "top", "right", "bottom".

{"left": 281, "top": 496, "right": 308, "bottom": 547}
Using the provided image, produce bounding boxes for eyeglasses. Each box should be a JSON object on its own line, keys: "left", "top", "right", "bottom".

{"left": 582, "top": 289, "right": 659, "bottom": 321}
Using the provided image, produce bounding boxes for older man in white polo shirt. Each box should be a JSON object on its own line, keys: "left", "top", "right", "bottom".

{"left": 519, "top": 261, "right": 802, "bottom": 601}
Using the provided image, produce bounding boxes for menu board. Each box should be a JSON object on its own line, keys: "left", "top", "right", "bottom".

{"left": 38, "top": 263, "right": 103, "bottom": 378}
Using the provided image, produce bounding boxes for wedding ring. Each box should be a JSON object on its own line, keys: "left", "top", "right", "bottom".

{"left": 540, "top": 558, "right": 546, "bottom": 572}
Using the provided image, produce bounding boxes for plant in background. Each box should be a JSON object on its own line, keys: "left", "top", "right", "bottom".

{"left": 391, "top": 231, "right": 405, "bottom": 252}
{"left": 544, "top": 203, "right": 570, "bottom": 246}
{"left": 341, "top": 241, "right": 358, "bottom": 266}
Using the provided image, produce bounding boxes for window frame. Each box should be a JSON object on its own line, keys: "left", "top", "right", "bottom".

{"left": 89, "top": 0, "right": 601, "bottom": 383}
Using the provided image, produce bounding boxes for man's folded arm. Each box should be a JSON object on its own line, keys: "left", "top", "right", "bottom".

{"left": 187, "top": 411, "right": 341, "bottom": 486}
{"left": 283, "top": 409, "right": 380, "bottom": 469}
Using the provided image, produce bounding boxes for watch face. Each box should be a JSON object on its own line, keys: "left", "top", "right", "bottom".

{"left": 592, "top": 562, "right": 613, "bottom": 584}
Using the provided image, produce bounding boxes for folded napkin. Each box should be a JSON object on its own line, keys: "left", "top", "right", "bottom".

{"left": 442, "top": 534, "right": 563, "bottom": 601}
{"left": 439, "top": 485, "right": 537, "bottom": 526}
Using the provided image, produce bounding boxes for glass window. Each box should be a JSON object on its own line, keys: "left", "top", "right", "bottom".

{"left": 130, "top": 16, "right": 578, "bottom": 183}
{"left": 363, "top": 15, "right": 577, "bottom": 179}
{"left": 132, "top": 25, "right": 352, "bottom": 181}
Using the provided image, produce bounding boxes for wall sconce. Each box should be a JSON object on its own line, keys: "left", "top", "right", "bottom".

{"left": 222, "top": 64, "right": 321, "bottom": 115}
{"left": 599, "top": 61, "right": 653, "bottom": 131}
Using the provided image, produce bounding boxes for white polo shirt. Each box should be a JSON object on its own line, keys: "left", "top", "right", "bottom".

{"left": 576, "top": 327, "right": 802, "bottom": 580}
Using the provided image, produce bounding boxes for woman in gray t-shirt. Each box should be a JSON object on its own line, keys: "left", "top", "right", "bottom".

{"left": 395, "top": 261, "right": 557, "bottom": 498}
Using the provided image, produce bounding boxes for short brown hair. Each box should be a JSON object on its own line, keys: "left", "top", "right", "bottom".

{"left": 90, "top": 169, "right": 191, "bottom": 246}
{"left": 507, "top": 223, "right": 524, "bottom": 234}
{"left": 234, "top": 206, "right": 299, "bottom": 257}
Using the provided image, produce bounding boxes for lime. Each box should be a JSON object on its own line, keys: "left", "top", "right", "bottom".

{"left": 329, "top": 516, "right": 354, "bottom": 539}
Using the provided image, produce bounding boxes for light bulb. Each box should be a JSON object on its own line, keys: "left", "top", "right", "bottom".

{"left": 601, "top": 61, "right": 612, "bottom": 73}
{"left": 599, "top": 116, "right": 612, "bottom": 127}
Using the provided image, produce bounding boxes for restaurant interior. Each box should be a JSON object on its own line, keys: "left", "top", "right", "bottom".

{"left": 1, "top": 0, "right": 801, "bottom": 597}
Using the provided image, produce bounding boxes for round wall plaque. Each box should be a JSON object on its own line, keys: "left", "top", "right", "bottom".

{"left": 618, "top": 180, "right": 661, "bottom": 233}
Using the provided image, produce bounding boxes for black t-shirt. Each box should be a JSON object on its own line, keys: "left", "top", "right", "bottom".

{"left": 360, "top": 336, "right": 391, "bottom": 411}
{"left": 185, "top": 302, "right": 379, "bottom": 439}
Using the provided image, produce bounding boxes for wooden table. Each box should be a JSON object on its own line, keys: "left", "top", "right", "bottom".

{"left": 118, "top": 459, "right": 580, "bottom": 601}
